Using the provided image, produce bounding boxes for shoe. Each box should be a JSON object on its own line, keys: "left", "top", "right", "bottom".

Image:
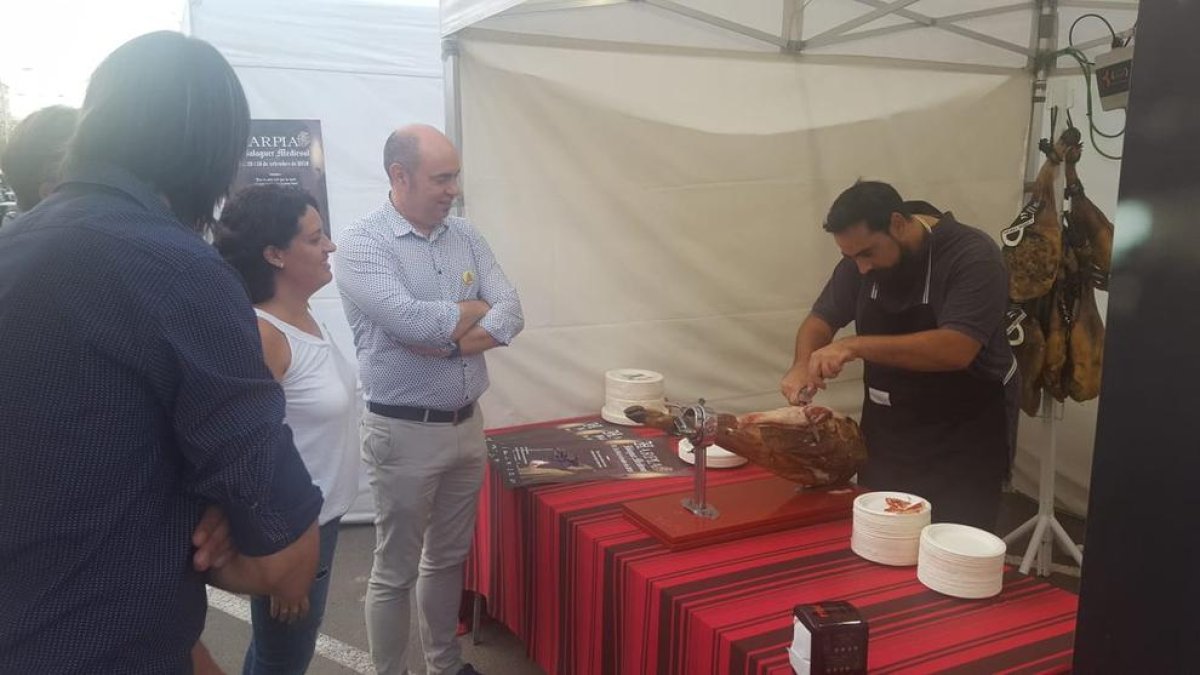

{"left": 457, "top": 665, "right": 482, "bottom": 675}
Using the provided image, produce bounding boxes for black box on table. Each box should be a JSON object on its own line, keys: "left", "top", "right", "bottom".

{"left": 790, "top": 601, "right": 868, "bottom": 674}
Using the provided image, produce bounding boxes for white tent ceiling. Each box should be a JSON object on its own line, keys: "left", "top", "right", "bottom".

{"left": 443, "top": 0, "right": 1138, "bottom": 72}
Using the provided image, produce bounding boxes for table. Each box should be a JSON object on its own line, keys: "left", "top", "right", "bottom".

{"left": 466, "top": 418, "right": 1078, "bottom": 674}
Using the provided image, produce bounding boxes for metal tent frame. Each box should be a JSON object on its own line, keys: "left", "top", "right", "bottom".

{"left": 445, "top": 0, "right": 1135, "bottom": 62}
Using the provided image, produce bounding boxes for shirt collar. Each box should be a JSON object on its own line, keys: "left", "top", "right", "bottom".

{"left": 57, "top": 161, "right": 177, "bottom": 221}
{"left": 384, "top": 197, "right": 448, "bottom": 242}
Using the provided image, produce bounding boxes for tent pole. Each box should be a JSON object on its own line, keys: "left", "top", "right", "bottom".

{"left": 806, "top": 0, "right": 924, "bottom": 50}
{"left": 443, "top": 37, "right": 467, "bottom": 217}
{"left": 442, "top": 38, "right": 464, "bottom": 157}
{"left": 640, "top": 0, "right": 787, "bottom": 48}
{"left": 1022, "top": 0, "right": 1058, "bottom": 191}
{"left": 444, "top": 39, "right": 481, "bottom": 636}
{"left": 852, "top": 0, "right": 1032, "bottom": 57}
{"left": 781, "top": 0, "right": 803, "bottom": 52}
{"left": 812, "top": 3, "right": 1030, "bottom": 51}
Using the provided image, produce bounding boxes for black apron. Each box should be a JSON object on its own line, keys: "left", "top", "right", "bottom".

{"left": 855, "top": 246, "right": 1010, "bottom": 531}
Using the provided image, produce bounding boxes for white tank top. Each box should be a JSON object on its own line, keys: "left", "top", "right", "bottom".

{"left": 256, "top": 308, "right": 360, "bottom": 525}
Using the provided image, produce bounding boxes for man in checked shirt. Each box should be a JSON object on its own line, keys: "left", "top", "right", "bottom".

{"left": 335, "top": 124, "right": 524, "bottom": 675}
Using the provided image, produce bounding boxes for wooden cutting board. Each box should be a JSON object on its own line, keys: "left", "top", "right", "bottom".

{"left": 622, "top": 476, "right": 864, "bottom": 550}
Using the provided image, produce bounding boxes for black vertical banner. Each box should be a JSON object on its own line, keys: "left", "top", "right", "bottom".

{"left": 1075, "top": 3, "right": 1200, "bottom": 670}
{"left": 231, "top": 120, "right": 331, "bottom": 234}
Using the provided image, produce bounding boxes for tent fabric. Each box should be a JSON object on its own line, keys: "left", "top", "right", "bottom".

{"left": 441, "top": 0, "right": 524, "bottom": 37}
{"left": 457, "top": 36, "right": 1029, "bottom": 433}
{"left": 192, "top": 0, "right": 442, "bottom": 77}
{"left": 190, "top": 0, "right": 445, "bottom": 523}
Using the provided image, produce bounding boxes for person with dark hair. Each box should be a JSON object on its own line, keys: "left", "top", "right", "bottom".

{"left": 336, "top": 124, "right": 524, "bottom": 675}
{"left": 0, "top": 105, "right": 78, "bottom": 218}
{"left": 0, "top": 32, "right": 322, "bottom": 673}
{"left": 214, "top": 185, "right": 359, "bottom": 675}
{"left": 781, "top": 180, "right": 1016, "bottom": 531}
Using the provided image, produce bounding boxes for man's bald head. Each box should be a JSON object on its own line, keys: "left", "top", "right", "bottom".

{"left": 383, "top": 124, "right": 453, "bottom": 180}
{"left": 383, "top": 124, "right": 462, "bottom": 232}
{"left": 383, "top": 127, "right": 419, "bottom": 179}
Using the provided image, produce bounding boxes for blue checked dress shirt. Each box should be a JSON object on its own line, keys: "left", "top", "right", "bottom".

{"left": 335, "top": 202, "right": 524, "bottom": 410}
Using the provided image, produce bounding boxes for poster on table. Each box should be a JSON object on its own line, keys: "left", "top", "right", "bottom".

{"left": 487, "top": 420, "right": 687, "bottom": 488}
{"left": 231, "top": 120, "right": 331, "bottom": 234}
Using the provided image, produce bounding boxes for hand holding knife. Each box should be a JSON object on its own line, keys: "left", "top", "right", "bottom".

{"left": 793, "top": 383, "right": 819, "bottom": 407}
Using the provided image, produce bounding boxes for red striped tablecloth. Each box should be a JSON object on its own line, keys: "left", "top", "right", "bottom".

{"left": 466, "top": 419, "right": 1077, "bottom": 675}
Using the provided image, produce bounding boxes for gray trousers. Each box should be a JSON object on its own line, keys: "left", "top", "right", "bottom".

{"left": 361, "top": 410, "right": 486, "bottom": 675}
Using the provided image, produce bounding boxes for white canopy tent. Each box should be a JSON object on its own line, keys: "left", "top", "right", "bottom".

{"left": 185, "top": 0, "right": 1135, "bottom": 522}
{"left": 440, "top": 0, "right": 1137, "bottom": 516}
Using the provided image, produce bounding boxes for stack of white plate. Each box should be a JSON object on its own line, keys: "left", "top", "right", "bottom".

{"left": 600, "top": 369, "right": 666, "bottom": 426}
{"left": 677, "top": 438, "right": 748, "bottom": 469}
{"left": 917, "top": 523, "right": 1006, "bottom": 599}
{"left": 850, "top": 491, "right": 931, "bottom": 566}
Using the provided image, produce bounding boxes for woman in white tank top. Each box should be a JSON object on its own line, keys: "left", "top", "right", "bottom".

{"left": 214, "top": 185, "right": 359, "bottom": 675}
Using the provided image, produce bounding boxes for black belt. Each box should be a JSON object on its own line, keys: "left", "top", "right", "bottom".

{"left": 368, "top": 401, "right": 475, "bottom": 425}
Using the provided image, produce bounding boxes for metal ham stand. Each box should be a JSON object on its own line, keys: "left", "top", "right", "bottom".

{"left": 673, "top": 401, "right": 720, "bottom": 520}
{"left": 1002, "top": 379, "right": 1085, "bottom": 578}
{"left": 1001, "top": 68, "right": 1085, "bottom": 576}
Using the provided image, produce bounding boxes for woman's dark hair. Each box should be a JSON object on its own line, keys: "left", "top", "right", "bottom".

{"left": 0, "top": 105, "right": 79, "bottom": 211}
{"left": 67, "top": 31, "right": 250, "bottom": 231}
{"left": 214, "top": 185, "right": 320, "bottom": 303}
{"left": 823, "top": 180, "right": 914, "bottom": 234}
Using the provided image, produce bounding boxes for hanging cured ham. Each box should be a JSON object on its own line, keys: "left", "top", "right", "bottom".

{"left": 1003, "top": 127, "right": 1080, "bottom": 301}
{"left": 1068, "top": 266, "right": 1106, "bottom": 402}
{"left": 1065, "top": 144, "right": 1115, "bottom": 289}
{"left": 1011, "top": 307, "right": 1047, "bottom": 416}
{"left": 1004, "top": 115, "right": 1110, "bottom": 414}
{"left": 1041, "top": 275, "right": 1071, "bottom": 402}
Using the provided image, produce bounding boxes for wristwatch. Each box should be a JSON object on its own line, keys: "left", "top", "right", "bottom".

{"left": 446, "top": 341, "right": 461, "bottom": 359}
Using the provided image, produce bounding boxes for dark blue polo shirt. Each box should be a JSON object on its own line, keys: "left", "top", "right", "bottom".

{"left": 812, "top": 213, "right": 1017, "bottom": 385}
{"left": 0, "top": 163, "right": 323, "bottom": 673}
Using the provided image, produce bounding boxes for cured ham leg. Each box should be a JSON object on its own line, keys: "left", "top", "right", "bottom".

{"left": 1069, "top": 281, "right": 1105, "bottom": 401}
{"left": 627, "top": 405, "right": 867, "bottom": 488}
{"left": 1012, "top": 308, "right": 1046, "bottom": 416}
{"left": 1005, "top": 128, "right": 1079, "bottom": 301}
{"left": 1065, "top": 143, "right": 1115, "bottom": 289}
{"left": 1041, "top": 277, "right": 1070, "bottom": 402}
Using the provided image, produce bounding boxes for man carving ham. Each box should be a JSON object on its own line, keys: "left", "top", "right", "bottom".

{"left": 781, "top": 181, "right": 1017, "bottom": 530}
